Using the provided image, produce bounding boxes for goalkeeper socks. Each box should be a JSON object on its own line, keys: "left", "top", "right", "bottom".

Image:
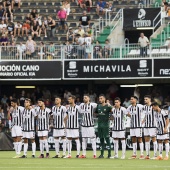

{"left": 62, "top": 139, "right": 66, "bottom": 155}
{"left": 40, "top": 140, "right": 44, "bottom": 154}
{"left": 67, "top": 140, "right": 72, "bottom": 156}
{"left": 44, "top": 139, "right": 49, "bottom": 153}
{"left": 91, "top": 138, "right": 96, "bottom": 156}
{"left": 32, "top": 142, "right": 36, "bottom": 156}
{"left": 153, "top": 141, "right": 157, "bottom": 157}
{"left": 54, "top": 139, "right": 60, "bottom": 155}
{"left": 139, "top": 142, "right": 144, "bottom": 155}
{"left": 121, "top": 140, "right": 126, "bottom": 157}
{"left": 114, "top": 140, "right": 118, "bottom": 156}
{"left": 75, "top": 139, "right": 80, "bottom": 155}
{"left": 133, "top": 143, "right": 137, "bottom": 156}
{"left": 82, "top": 138, "right": 87, "bottom": 156}
{"left": 165, "top": 143, "right": 169, "bottom": 157}
{"left": 100, "top": 138, "right": 105, "bottom": 156}
{"left": 24, "top": 143, "right": 28, "bottom": 156}
{"left": 105, "top": 137, "right": 111, "bottom": 156}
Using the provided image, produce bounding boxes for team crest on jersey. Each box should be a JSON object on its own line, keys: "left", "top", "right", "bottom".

{"left": 104, "top": 109, "right": 106, "bottom": 111}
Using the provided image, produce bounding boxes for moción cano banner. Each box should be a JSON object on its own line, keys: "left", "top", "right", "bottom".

{"left": 0, "top": 61, "right": 62, "bottom": 80}
{"left": 64, "top": 59, "right": 152, "bottom": 79}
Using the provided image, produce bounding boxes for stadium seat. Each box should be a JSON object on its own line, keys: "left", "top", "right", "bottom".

{"left": 159, "top": 48, "right": 167, "bottom": 55}
{"left": 151, "top": 49, "right": 159, "bottom": 55}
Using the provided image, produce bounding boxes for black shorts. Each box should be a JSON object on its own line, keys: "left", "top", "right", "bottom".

{"left": 85, "top": 1, "right": 90, "bottom": 6}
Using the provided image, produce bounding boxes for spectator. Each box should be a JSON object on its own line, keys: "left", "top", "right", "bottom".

{"left": 138, "top": 32, "right": 149, "bottom": 57}
{"left": 14, "top": 21, "right": 22, "bottom": 37}
{"left": 79, "top": 10, "right": 90, "bottom": 31}
{"left": 39, "top": 19, "right": 47, "bottom": 37}
{"left": 63, "top": 0, "right": 70, "bottom": 15}
{"left": 26, "top": 36, "right": 36, "bottom": 58}
{"left": 105, "top": 2, "right": 113, "bottom": 12}
{"left": 38, "top": 41, "right": 45, "bottom": 59}
{"left": 57, "top": 7, "right": 67, "bottom": 30}
{"left": 25, "top": 13, "right": 31, "bottom": 24}
{"left": 103, "top": 39, "right": 110, "bottom": 58}
{"left": 0, "top": 5, "right": 5, "bottom": 20}
{"left": 4, "top": 0, "right": 13, "bottom": 10}
{"left": 77, "top": 33, "right": 85, "bottom": 58}
{"left": 13, "top": 0, "right": 21, "bottom": 9}
{"left": 75, "top": 97, "right": 81, "bottom": 105}
{"left": 0, "top": 20, "right": 7, "bottom": 33}
{"left": 16, "top": 42, "right": 26, "bottom": 58}
{"left": 78, "top": 0, "right": 85, "bottom": 9}
{"left": 19, "top": 90, "right": 25, "bottom": 107}
{"left": 64, "top": 40, "right": 74, "bottom": 58}
{"left": 7, "top": 21, "right": 14, "bottom": 35}
{"left": 84, "top": 0, "right": 92, "bottom": 12}
{"left": 96, "top": 0, "right": 108, "bottom": 16}
{"left": 64, "top": 90, "right": 71, "bottom": 100}
{"left": 22, "top": 21, "right": 30, "bottom": 37}
{"left": 66, "top": 27, "right": 74, "bottom": 42}
{"left": 74, "top": 25, "right": 85, "bottom": 37}
{"left": 5, "top": 5, "right": 13, "bottom": 22}
{"left": 1, "top": 95, "right": 8, "bottom": 108}
{"left": 0, "top": 34, "right": 8, "bottom": 47}
{"left": 47, "top": 15, "right": 56, "bottom": 38}
{"left": 42, "top": 87, "right": 51, "bottom": 100}
{"left": 31, "top": 19, "right": 40, "bottom": 38}
{"left": 84, "top": 33, "right": 92, "bottom": 58}
{"left": 46, "top": 42, "right": 55, "bottom": 58}
{"left": 93, "top": 40, "right": 102, "bottom": 58}
{"left": 89, "top": 90, "right": 97, "bottom": 102}
{"left": 8, "top": 34, "right": 16, "bottom": 45}
{"left": 123, "top": 98, "right": 130, "bottom": 108}
{"left": 30, "top": 9, "right": 37, "bottom": 19}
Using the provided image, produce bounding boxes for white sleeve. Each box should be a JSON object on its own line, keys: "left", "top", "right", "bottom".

{"left": 122, "top": 107, "right": 127, "bottom": 115}
{"left": 63, "top": 106, "right": 67, "bottom": 118}
{"left": 91, "top": 103, "right": 97, "bottom": 109}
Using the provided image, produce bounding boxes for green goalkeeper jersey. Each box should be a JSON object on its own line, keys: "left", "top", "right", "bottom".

{"left": 96, "top": 104, "right": 112, "bottom": 128}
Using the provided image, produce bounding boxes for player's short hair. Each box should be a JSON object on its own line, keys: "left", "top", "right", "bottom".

{"left": 114, "top": 97, "right": 121, "bottom": 102}
{"left": 99, "top": 94, "right": 105, "bottom": 98}
{"left": 25, "top": 98, "right": 31, "bottom": 103}
{"left": 83, "top": 94, "right": 90, "bottom": 98}
{"left": 68, "top": 95, "right": 76, "bottom": 100}
{"left": 130, "top": 95, "right": 138, "bottom": 100}
{"left": 38, "top": 98, "right": 45, "bottom": 102}
{"left": 151, "top": 102, "right": 159, "bottom": 107}
{"left": 55, "top": 96, "right": 61, "bottom": 100}
{"left": 11, "top": 98, "right": 17, "bottom": 103}
{"left": 144, "top": 95, "right": 151, "bottom": 99}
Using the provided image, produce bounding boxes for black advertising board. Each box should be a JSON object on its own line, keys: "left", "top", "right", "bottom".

{"left": 64, "top": 59, "right": 152, "bottom": 79}
{"left": 154, "top": 59, "right": 170, "bottom": 77}
{"left": 123, "top": 8, "right": 160, "bottom": 30}
{"left": 0, "top": 61, "right": 61, "bottom": 80}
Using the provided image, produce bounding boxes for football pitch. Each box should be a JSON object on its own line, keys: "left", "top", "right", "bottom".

{"left": 0, "top": 151, "right": 169, "bottom": 170}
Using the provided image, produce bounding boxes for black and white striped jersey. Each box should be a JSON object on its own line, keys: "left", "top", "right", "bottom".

{"left": 66, "top": 105, "right": 80, "bottom": 129}
{"left": 36, "top": 107, "right": 52, "bottom": 131}
{"left": 112, "top": 107, "right": 127, "bottom": 131}
{"left": 79, "top": 103, "right": 97, "bottom": 127}
{"left": 22, "top": 108, "right": 36, "bottom": 132}
{"left": 10, "top": 106, "right": 24, "bottom": 127}
{"left": 143, "top": 105, "right": 157, "bottom": 128}
{"left": 127, "top": 104, "right": 144, "bottom": 128}
{"left": 155, "top": 109, "right": 168, "bottom": 135}
{"left": 52, "top": 105, "right": 67, "bottom": 129}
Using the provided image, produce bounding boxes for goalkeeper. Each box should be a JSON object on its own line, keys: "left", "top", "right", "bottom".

{"left": 95, "top": 94, "right": 112, "bottom": 158}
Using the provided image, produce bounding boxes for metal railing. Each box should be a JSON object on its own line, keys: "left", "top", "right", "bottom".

{"left": 0, "top": 43, "right": 170, "bottom": 60}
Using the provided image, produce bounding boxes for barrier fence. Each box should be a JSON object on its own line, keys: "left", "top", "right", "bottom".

{"left": 0, "top": 43, "right": 169, "bottom": 61}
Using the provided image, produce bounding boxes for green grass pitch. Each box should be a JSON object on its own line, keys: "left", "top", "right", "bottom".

{"left": 0, "top": 150, "right": 169, "bottom": 170}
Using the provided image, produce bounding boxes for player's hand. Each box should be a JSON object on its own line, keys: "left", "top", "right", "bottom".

{"left": 164, "top": 128, "right": 168, "bottom": 134}
{"left": 142, "top": 120, "right": 145, "bottom": 124}
{"left": 127, "top": 113, "right": 131, "bottom": 117}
